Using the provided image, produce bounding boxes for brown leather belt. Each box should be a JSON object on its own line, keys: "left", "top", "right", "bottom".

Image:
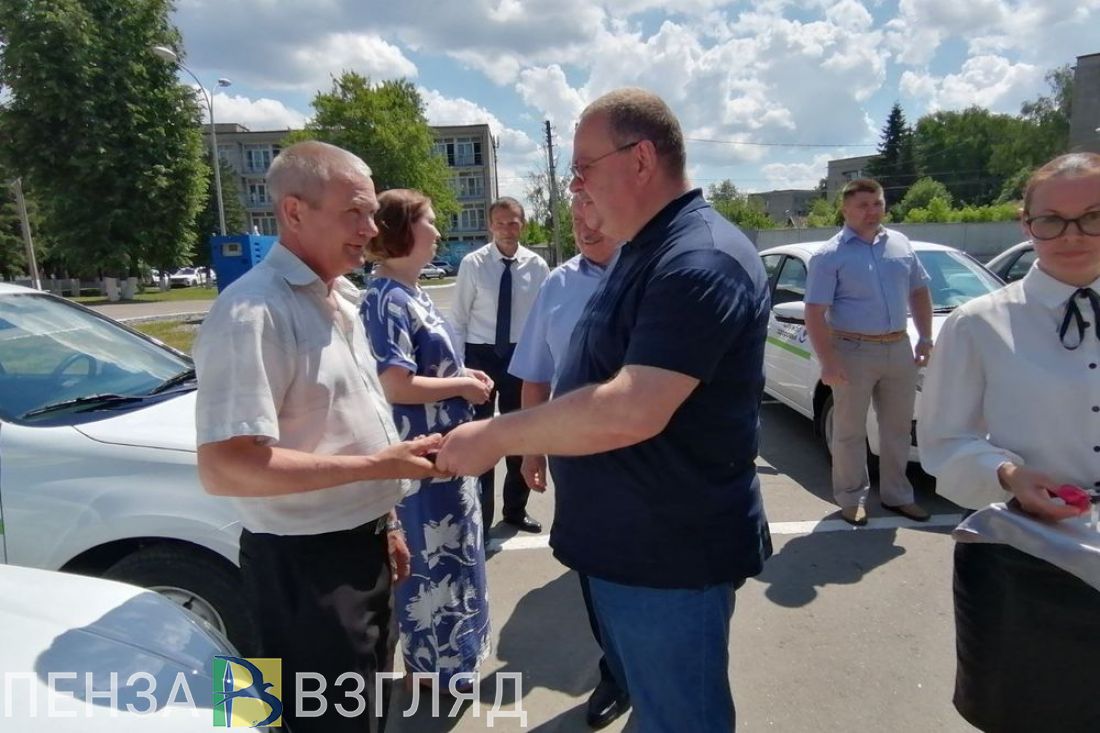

{"left": 832, "top": 329, "right": 908, "bottom": 344}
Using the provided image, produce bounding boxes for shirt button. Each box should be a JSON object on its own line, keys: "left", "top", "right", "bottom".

{"left": 1092, "top": 364, "right": 1098, "bottom": 369}
{"left": 1094, "top": 407, "right": 1100, "bottom": 412}
{"left": 1095, "top": 446, "right": 1100, "bottom": 452}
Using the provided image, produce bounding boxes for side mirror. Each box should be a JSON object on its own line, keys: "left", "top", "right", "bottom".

{"left": 772, "top": 301, "right": 806, "bottom": 323}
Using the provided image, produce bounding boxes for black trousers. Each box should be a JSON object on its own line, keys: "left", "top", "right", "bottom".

{"left": 953, "top": 541, "right": 1100, "bottom": 733}
{"left": 239, "top": 519, "right": 396, "bottom": 733}
{"left": 464, "top": 343, "right": 529, "bottom": 528}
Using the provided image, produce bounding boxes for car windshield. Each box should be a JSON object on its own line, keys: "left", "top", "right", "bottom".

{"left": 0, "top": 293, "right": 191, "bottom": 423}
{"left": 914, "top": 250, "right": 1002, "bottom": 311}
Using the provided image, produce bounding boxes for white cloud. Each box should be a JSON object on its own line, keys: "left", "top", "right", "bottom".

{"left": 760, "top": 153, "right": 834, "bottom": 190}
{"left": 900, "top": 54, "right": 1043, "bottom": 112}
{"left": 208, "top": 92, "right": 309, "bottom": 130}
{"left": 515, "top": 66, "right": 587, "bottom": 128}
{"left": 279, "top": 34, "right": 417, "bottom": 91}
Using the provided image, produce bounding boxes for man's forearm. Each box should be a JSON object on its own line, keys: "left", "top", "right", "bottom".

{"left": 804, "top": 304, "right": 836, "bottom": 364}
{"left": 910, "top": 287, "right": 933, "bottom": 340}
{"left": 521, "top": 380, "right": 552, "bottom": 410}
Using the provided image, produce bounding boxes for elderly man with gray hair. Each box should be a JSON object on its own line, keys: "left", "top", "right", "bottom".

{"left": 194, "top": 140, "right": 444, "bottom": 732}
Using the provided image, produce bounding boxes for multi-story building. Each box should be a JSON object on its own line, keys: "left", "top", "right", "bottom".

{"left": 1069, "top": 52, "right": 1100, "bottom": 155}
{"left": 747, "top": 189, "right": 815, "bottom": 226}
{"left": 204, "top": 122, "right": 498, "bottom": 258}
{"left": 825, "top": 154, "right": 875, "bottom": 201}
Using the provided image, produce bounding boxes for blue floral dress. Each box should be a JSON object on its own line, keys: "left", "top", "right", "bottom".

{"left": 360, "top": 277, "right": 490, "bottom": 684}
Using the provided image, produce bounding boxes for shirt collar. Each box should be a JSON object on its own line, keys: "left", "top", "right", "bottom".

{"left": 1022, "top": 263, "right": 1100, "bottom": 311}
{"left": 839, "top": 225, "right": 885, "bottom": 246}
{"left": 266, "top": 242, "right": 361, "bottom": 303}
{"left": 489, "top": 242, "right": 522, "bottom": 262}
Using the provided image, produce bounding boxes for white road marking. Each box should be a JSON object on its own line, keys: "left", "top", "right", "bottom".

{"left": 488, "top": 513, "right": 964, "bottom": 552}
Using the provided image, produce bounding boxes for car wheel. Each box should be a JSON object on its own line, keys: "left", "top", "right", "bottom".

{"left": 103, "top": 544, "right": 259, "bottom": 655}
{"left": 816, "top": 391, "right": 879, "bottom": 479}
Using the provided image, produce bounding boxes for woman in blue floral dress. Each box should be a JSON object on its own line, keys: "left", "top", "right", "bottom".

{"left": 361, "top": 188, "right": 492, "bottom": 692}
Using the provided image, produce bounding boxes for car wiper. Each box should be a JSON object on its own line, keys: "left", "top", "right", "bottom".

{"left": 148, "top": 367, "right": 197, "bottom": 395}
{"left": 933, "top": 306, "right": 956, "bottom": 313}
{"left": 21, "top": 393, "right": 146, "bottom": 419}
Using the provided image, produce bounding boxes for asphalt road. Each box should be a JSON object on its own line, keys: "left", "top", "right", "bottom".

{"left": 91, "top": 285, "right": 976, "bottom": 732}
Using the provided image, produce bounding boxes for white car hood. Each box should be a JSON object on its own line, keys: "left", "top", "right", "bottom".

{"left": 74, "top": 391, "right": 197, "bottom": 452}
{"left": 0, "top": 566, "right": 240, "bottom": 731}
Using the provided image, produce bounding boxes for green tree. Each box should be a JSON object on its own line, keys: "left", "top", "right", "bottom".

{"left": 190, "top": 158, "right": 248, "bottom": 267}
{"left": 523, "top": 167, "right": 574, "bottom": 260}
{"left": 912, "top": 107, "right": 1021, "bottom": 206}
{"left": 0, "top": 0, "right": 207, "bottom": 279}
{"left": 866, "top": 103, "right": 918, "bottom": 209}
{"left": 705, "top": 179, "right": 775, "bottom": 230}
{"left": 806, "top": 196, "right": 843, "bottom": 228}
{"left": 892, "top": 177, "right": 953, "bottom": 220}
{"left": 289, "top": 73, "right": 458, "bottom": 230}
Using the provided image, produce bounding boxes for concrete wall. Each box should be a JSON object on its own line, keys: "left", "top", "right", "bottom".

{"left": 1069, "top": 53, "right": 1100, "bottom": 154}
{"left": 745, "top": 220, "right": 1025, "bottom": 261}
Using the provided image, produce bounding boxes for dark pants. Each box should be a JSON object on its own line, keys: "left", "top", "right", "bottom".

{"left": 239, "top": 519, "right": 396, "bottom": 733}
{"left": 577, "top": 573, "right": 621, "bottom": 696}
{"left": 953, "top": 541, "right": 1100, "bottom": 733}
{"left": 464, "top": 343, "right": 528, "bottom": 529}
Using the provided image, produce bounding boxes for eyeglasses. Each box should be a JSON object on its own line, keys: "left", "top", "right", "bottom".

{"left": 1026, "top": 211, "right": 1100, "bottom": 240}
{"left": 570, "top": 141, "right": 641, "bottom": 182}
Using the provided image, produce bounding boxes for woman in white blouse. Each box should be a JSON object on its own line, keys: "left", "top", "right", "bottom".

{"left": 918, "top": 152, "right": 1100, "bottom": 733}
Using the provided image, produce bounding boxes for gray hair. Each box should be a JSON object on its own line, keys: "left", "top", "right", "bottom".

{"left": 267, "top": 140, "right": 372, "bottom": 208}
{"left": 580, "top": 88, "right": 686, "bottom": 179}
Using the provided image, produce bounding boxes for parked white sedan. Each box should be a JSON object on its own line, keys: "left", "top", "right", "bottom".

{"left": 760, "top": 241, "right": 1003, "bottom": 461}
{"left": 0, "top": 565, "right": 269, "bottom": 731}
{"left": 0, "top": 283, "right": 254, "bottom": 653}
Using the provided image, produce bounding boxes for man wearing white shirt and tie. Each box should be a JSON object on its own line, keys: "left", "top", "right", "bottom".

{"left": 452, "top": 197, "right": 550, "bottom": 537}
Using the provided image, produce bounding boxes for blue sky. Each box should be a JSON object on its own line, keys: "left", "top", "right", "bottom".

{"left": 171, "top": 0, "right": 1100, "bottom": 201}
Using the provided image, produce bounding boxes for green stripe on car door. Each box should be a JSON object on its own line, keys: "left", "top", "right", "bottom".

{"left": 767, "top": 336, "right": 811, "bottom": 360}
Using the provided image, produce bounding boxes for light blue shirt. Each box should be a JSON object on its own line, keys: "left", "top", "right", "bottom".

{"left": 804, "top": 226, "right": 930, "bottom": 334}
{"left": 508, "top": 253, "right": 610, "bottom": 391}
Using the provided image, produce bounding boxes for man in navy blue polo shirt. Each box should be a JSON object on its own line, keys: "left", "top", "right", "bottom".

{"left": 436, "top": 88, "right": 772, "bottom": 732}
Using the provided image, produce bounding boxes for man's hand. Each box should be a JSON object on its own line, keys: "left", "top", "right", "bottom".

{"left": 819, "top": 359, "right": 848, "bottom": 387}
{"left": 435, "top": 420, "right": 504, "bottom": 477}
{"left": 387, "top": 529, "right": 411, "bottom": 584}
{"left": 998, "top": 462, "right": 1085, "bottom": 522}
{"left": 373, "top": 434, "right": 447, "bottom": 480}
{"left": 458, "top": 377, "right": 493, "bottom": 405}
{"left": 521, "top": 454, "right": 548, "bottom": 492}
{"left": 914, "top": 339, "right": 933, "bottom": 367}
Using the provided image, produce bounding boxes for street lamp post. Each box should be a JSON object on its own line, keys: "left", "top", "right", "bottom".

{"left": 151, "top": 45, "right": 232, "bottom": 236}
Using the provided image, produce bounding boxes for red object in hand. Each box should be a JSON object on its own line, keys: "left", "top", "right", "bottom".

{"left": 1052, "top": 484, "right": 1091, "bottom": 513}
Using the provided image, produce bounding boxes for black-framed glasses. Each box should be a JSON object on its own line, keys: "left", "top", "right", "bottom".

{"left": 570, "top": 141, "right": 641, "bottom": 182}
{"left": 1025, "top": 211, "right": 1100, "bottom": 240}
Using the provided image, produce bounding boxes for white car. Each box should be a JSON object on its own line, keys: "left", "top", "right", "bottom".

{"left": 168, "top": 267, "right": 202, "bottom": 288}
{"left": 0, "top": 565, "right": 269, "bottom": 731}
{"left": 760, "top": 241, "right": 1003, "bottom": 461}
{"left": 418, "top": 263, "right": 447, "bottom": 280}
{"left": 0, "top": 283, "right": 254, "bottom": 653}
{"left": 985, "top": 240, "right": 1035, "bottom": 284}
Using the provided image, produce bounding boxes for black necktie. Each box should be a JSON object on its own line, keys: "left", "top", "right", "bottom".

{"left": 495, "top": 258, "right": 514, "bottom": 357}
{"left": 1059, "top": 288, "right": 1100, "bottom": 350}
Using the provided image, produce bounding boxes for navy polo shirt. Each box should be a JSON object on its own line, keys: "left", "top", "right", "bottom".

{"left": 549, "top": 189, "right": 773, "bottom": 589}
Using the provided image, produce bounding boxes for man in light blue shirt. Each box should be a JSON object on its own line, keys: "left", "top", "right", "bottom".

{"left": 507, "top": 197, "right": 626, "bottom": 728}
{"left": 804, "top": 178, "right": 934, "bottom": 526}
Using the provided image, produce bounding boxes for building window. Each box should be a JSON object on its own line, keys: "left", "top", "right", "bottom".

{"left": 248, "top": 182, "right": 271, "bottom": 206}
{"left": 455, "top": 171, "right": 484, "bottom": 198}
{"left": 250, "top": 214, "right": 277, "bottom": 236}
{"left": 457, "top": 203, "right": 485, "bottom": 231}
{"left": 244, "top": 144, "right": 279, "bottom": 174}
{"left": 437, "top": 137, "right": 483, "bottom": 167}
{"left": 217, "top": 144, "right": 234, "bottom": 166}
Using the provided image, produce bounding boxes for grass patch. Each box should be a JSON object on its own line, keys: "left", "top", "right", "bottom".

{"left": 133, "top": 320, "right": 198, "bottom": 354}
{"left": 72, "top": 286, "right": 218, "bottom": 305}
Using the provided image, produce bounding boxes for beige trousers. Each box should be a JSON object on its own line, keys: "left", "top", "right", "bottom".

{"left": 830, "top": 336, "right": 917, "bottom": 508}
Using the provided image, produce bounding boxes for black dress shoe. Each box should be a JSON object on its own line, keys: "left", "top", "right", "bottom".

{"left": 503, "top": 513, "right": 542, "bottom": 533}
{"left": 586, "top": 677, "right": 629, "bottom": 729}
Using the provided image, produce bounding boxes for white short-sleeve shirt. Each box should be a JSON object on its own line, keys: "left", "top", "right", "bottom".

{"left": 194, "top": 243, "right": 406, "bottom": 535}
